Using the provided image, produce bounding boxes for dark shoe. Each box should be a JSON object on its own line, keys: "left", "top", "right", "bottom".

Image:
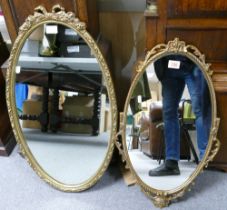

{"left": 148, "top": 160, "right": 180, "bottom": 176}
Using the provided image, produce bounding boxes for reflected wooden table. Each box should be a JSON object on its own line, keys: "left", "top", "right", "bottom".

{"left": 3, "top": 54, "right": 104, "bottom": 136}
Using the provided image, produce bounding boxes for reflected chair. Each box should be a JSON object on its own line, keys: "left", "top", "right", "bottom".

{"left": 180, "top": 99, "right": 199, "bottom": 164}
{"left": 140, "top": 101, "right": 191, "bottom": 161}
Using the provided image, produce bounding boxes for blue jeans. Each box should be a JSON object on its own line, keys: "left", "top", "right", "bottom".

{"left": 161, "top": 67, "right": 211, "bottom": 160}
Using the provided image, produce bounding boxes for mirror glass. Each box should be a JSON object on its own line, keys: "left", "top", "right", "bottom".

{"left": 14, "top": 24, "right": 112, "bottom": 185}
{"left": 126, "top": 54, "right": 211, "bottom": 190}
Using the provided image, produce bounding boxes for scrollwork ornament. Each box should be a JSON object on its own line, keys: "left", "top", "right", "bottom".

{"left": 144, "top": 44, "right": 166, "bottom": 63}
{"left": 144, "top": 38, "right": 213, "bottom": 77}
{"left": 6, "top": 5, "right": 118, "bottom": 192}
{"left": 120, "top": 38, "right": 220, "bottom": 207}
{"left": 115, "top": 132, "right": 130, "bottom": 169}
{"left": 51, "top": 4, "right": 65, "bottom": 13}
{"left": 167, "top": 38, "right": 186, "bottom": 52}
{"left": 141, "top": 188, "right": 171, "bottom": 208}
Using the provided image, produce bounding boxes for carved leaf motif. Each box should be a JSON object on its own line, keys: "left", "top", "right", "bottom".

{"left": 120, "top": 37, "right": 220, "bottom": 208}
{"left": 6, "top": 5, "right": 117, "bottom": 193}
{"left": 167, "top": 38, "right": 186, "bottom": 52}
{"left": 144, "top": 44, "right": 166, "bottom": 62}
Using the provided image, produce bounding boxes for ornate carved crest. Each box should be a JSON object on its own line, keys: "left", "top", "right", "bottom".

{"left": 6, "top": 5, "right": 118, "bottom": 192}
{"left": 118, "top": 38, "right": 220, "bottom": 207}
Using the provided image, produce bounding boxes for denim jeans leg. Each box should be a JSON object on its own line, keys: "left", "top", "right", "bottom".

{"left": 185, "top": 68, "right": 210, "bottom": 160}
{"left": 161, "top": 77, "right": 185, "bottom": 161}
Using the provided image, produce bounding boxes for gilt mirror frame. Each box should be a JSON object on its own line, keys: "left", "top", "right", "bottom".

{"left": 6, "top": 5, "right": 118, "bottom": 192}
{"left": 119, "top": 38, "right": 220, "bottom": 207}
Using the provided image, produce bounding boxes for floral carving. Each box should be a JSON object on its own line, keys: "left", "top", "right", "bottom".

{"left": 6, "top": 5, "right": 117, "bottom": 192}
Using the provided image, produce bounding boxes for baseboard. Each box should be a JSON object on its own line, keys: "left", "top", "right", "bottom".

{"left": 208, "top": 162, "right": 227, "bottom": 172}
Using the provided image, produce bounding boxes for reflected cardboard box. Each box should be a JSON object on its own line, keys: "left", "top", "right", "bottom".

{"left": 22, "top": 99, "right": 53, "bottom": 129}
{"left": 60, "top": 94, "right": 107, "bottom": 134}
{"left": 22, "top": 100, "right": 45, "bottom": 129}
{"left": 60, "top": 96, "right": 94, "bottom": 134}
{"left": 22, "top": 94, "right": 108, "bottom": 134}
{"left": 27, "top": 86, "right": 43, "bottom": 100}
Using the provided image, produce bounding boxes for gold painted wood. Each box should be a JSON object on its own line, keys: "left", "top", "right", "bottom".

{"left": 6, "top": 5, "right": 118, "bottom": 192}
{"left": 120, "top": 38, "right": 220, "bottom": 208}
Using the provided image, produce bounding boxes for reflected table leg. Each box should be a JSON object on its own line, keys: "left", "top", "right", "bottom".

{"left": 50, "top": 88, "right": 59, "bottom": 133}
{"left": 40, "top": 87, "right": 49, "bottom": 132}
{"left": 92, "top": 89, "right": 101, "bottom": 136}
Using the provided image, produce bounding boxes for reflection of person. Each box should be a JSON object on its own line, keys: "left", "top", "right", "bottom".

{"left": 149, "top": 55, "right": 211, "bottom": 176}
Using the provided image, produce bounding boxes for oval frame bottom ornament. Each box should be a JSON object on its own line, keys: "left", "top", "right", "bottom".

{"left": 119, "top": 38, "right": 220, "bottom": 208}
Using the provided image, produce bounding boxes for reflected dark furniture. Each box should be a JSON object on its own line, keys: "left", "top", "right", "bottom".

{"left": 145, "top": 0, "right": 227, "bottom": 170}
{"left": 1, "top": 37, "right": 111, "bottom": 135}
{"left": 141, "top": 101, "right": 194, "bottom": 161}
{"left": 0, "top": 0, "right": 105, "bottom": 154}
{"left": 0, "top": 33, "right": 16, "bottom": 156}
{"left": 18, "top": 68, "right": 103, "bottom": 135}
{"left": 2, "top": 56, "right": 103, "bottom": 136}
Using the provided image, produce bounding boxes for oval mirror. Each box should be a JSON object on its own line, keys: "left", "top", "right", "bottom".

{"left": 121, "top": 38, "right": 220, "bottom": 207}
{"left": 6, "top": 6, "right": 117, "bottom": 191}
